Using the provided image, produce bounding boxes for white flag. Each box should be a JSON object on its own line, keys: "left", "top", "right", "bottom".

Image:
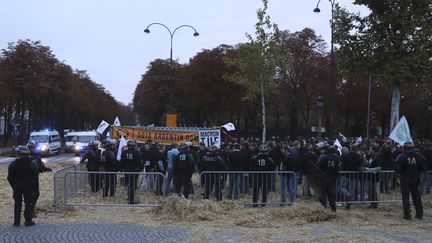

{"left": 221, "top": 122, "right": 235, "bottom": 132}
{"left": 116, "top": 136, "right": 127, "bottom": 161}
{"left": 334, "top": 139, "right": 342, "bottom": 155}
{"left": 389, "top": 116, "right": 413, "bottom": 145}
{"left": 97, "top": 120, "right": 110, "bottom": 134}
{"left": 339, "top": 133, "right": 347, "bottom": 143}
{"left": 355, "top": 136, "right": 363, "bottom": 145}
{"left": 113, "top": 116, "right": 121, "bottom": 126}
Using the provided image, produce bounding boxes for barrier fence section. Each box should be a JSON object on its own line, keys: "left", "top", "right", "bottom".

{"left": 63, "top": 171, "right": 165, "bottom": 207}
{"left": 336, "top": 170, "right": 402, "bottom": 205}
{"left": 200, "top": 171, "right": 297, "bottom": 206}
{"left": 53, "top": 163, "right": 87, "bottom": 210}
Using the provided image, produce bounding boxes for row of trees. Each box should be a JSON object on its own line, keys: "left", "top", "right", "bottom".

{"left": 0, "top": 40, "right": 135, "bottom": 145}
{"left": 133, "top": 0, "right": 432, "bottom": 140}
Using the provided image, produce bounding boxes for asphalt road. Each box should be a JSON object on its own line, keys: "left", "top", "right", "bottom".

{"left": 0, "top": 153, "right": 79, "bottom": 166}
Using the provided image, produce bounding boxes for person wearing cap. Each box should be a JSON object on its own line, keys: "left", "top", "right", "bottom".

{"left": 8, "top": 146, "right": 39, "bottom": 226}
{"left": 200, "top": 145, "right": 225, "bottom": 201}
{"left": 121, "top": 140, "right": 143, "bottom": 204}
{"left": 173, "top": 143, "right": 195, "bottom": 198}
{"left": 395, "top": 141, "right": 427, "bottom": 220}
{"left": 80, "top": 140, "right": 102, "bottom": 193}
{"left": 316, "top": 142, "right": 340, "bottom": 212}
{"left": 250, "top": 144, "right": 276, "bottom": 207}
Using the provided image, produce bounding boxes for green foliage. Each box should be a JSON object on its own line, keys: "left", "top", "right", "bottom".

{"left": 224, "top": 0, "right": 282, "bottom": 100}
{"left": 334, "top": 0, "right": 432, "bottom": 85}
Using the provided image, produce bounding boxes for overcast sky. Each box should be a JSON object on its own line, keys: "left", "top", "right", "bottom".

{"left": 1, "top": 0, "right": 368, "bottom": 105}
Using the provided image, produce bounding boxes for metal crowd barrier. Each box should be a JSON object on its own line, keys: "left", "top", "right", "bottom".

{"left": 336, "top": 170, "right": 402, "bottom": 205}
{"left": 53, "top": 162, "right": 87, "bottom": 211}
{"left": 199, "top": 171, "right": 297, "bottom": 206}
{"left": 63, "top": 171, "right": 165, "bottom": 207}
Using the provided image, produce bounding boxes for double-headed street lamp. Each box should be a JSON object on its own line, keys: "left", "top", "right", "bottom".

{"left": 314, "top": 0, "right": 336, "bottom": 136}
{"left": 144, "top": 23, "right": 199, "bottom": 127}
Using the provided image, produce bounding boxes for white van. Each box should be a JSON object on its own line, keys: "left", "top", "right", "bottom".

{"left": 65, "top": 131, "right": 99, "bottom": 155}
{"left": 28, "top": 130, "right": 61, "bottom": 156}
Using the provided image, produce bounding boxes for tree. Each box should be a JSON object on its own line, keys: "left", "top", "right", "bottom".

{"left": 225, "top": 0, "right": 281, "bottom": 142}
{"left": 334, "top": 0, "right": 432, "bottom": 133}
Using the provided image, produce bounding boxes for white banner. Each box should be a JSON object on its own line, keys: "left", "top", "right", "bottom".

{"left": 389, "top": 116, "right": 413, "bottom": 145}
{"left": 97, "top": 120, "right": 110, "bottom": 134}
{"left": 199, "top": 129, "right": 221, "bottom": 148}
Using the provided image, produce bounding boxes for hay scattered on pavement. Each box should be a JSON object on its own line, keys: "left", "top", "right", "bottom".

{"left": 151, "top": 195, "right": 337, "bottom": 227}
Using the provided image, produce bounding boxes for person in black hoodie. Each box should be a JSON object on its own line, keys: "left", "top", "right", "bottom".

{"left": 316, "top": 142, "right": 340, "bottom": 212}
{"left": 395, "top": 141, "right": 427, "bottom": 220}
{"left": 228, "top": 143, "right": 244, "bottom": 199}
{"left": 8, "top": 146, "right": 39, "bottom": 226}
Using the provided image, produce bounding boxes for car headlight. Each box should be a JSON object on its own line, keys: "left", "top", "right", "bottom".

{"left": 38, "top": 145, "right": 48, "bottom": 151}
{"left": 74, "top": 145, "right": 81, "bottom": 151}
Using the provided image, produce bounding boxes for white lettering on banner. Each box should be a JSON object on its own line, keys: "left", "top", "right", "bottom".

{"left": 199, "top": 129, "right": 221, "bottom": 148}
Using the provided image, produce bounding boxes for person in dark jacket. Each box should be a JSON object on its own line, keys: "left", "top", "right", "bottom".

{"left": 316, "top": 143, "right": 340, "bottom": 212}
{"left": 100, "top": 139, "right": 120, "bottom": 197}
{"left": 280, "top": 145, "right": 301, "bottom": 204}
{"left": 420, "top": 143, "right": 432, "bottom": 195}
{"left": 251, "top": 144, "right": 276, "bottom": 207}
{"left": 339, "top": 145, "right": 363, "bottom": 206}
{"left": 8, "top": 146, "right": 39, "bottom": 226}
{"left": 173, "top": 143, "right": 195, "bottom": 198}
{"left": 228, "top": 143, "right": 244, "bottom": 199}
{"left": 379, "top": 140, "right": 395, "bottom": 193}
{"left": 395, "top": 142, "right": 427, "bottom": 220}
{"left": 27, "top": 140, "right": 52, "bottom": 218}
{"left": 141, "top": 143, "right": 155, "bottom": 191}
{"left": 200, "top": 145, "right": 226, "bottom": 201}
{"left": 121, "top": 140, "right": 143, "bottom": 204}
{"left": 80, "top": 141, "right": 102, "bottom": 193}
{"left": 153, "top": 144, "right": 168, "bottom": 196}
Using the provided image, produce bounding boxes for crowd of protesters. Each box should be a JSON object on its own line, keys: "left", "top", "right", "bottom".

{"left": 76, "top": 135, "right": 431, "bottom": 218}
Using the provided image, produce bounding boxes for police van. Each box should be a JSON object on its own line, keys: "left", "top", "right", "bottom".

{"left": 28, "top": 130, "right": 61, "bottom": 156}
{"left": 65, "top": 131, "right": 99, "bottom": 155}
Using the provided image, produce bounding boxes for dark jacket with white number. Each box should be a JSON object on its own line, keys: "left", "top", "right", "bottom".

{"left": 316, "top": 151, "right": 340, "bottom": 180}
{"left": 395, "top": 149, "right": 427, "bottom": 179}
{"left": 251, "top": 154, "right": 276, "bottom": 171}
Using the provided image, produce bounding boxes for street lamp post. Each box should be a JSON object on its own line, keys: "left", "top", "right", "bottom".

{"left": 317, "top": 96, "right": 324, "bottom": 138}
{"left": 314, "top": 0, "right": 336, "bottom": 136}
{"left": 144, "top": 23, "right": 199, "bottom": 127}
